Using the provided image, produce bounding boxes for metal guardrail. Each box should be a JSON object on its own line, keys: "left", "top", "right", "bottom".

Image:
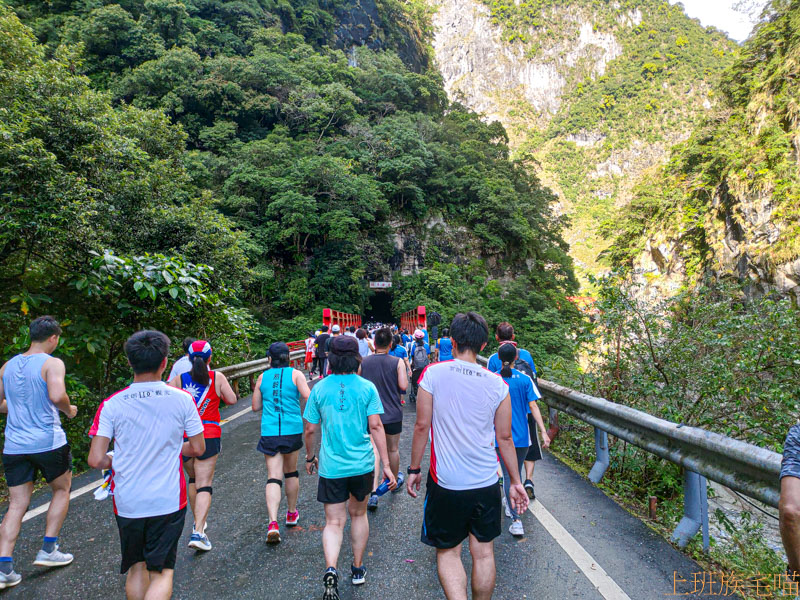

{"left": 217, "top": 350, "right": 306, "bottom": 395}
{"left": 476, "top": 354, "right": 782, "bottom": 551}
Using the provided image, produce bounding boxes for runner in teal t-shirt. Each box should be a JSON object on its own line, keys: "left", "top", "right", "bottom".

{"left": 302, "top": 335, "right": 396, "bottom": 598}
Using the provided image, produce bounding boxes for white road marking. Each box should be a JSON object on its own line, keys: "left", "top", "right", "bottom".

{"left": 529, "top": 499, "right": 632, "bottom": 600}
{"left": 18, "top": 373, "right": 323, "bottom": 522}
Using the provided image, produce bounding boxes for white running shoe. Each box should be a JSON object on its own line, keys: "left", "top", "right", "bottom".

{"left": 502, "top": 495, "right": 511, "bottom": 518}
{"left": 33, "top": 546, "right": 74, "bottom": 567}
{"left": 0, "top": 570, "right": 21, "bottom": 589}
{"left": 188, "top": 532, "right": 212, "bottom": 551}
{"left": 509, "top": 519, "right": 524, "bottom": 537}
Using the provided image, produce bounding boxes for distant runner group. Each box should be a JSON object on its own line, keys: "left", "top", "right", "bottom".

{"left": 0, "top": 312, "right": 552, "bottom": 600}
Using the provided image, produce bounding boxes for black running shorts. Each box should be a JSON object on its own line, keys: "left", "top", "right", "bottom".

{"left": 2, "top": 444, "right": 72, "bottom": 487}
{"left": 383, "top": 421, "right": 402, "bottom": 436}
{"left": 317, "top": 471, "right": 374, "bottom": 504}
{"left": 115, "top": 507, "right": 186, "bottom": 574}
{"left": 421, "top": 473, "right": 501, "bottom": 549}
{"left": 525, "top": 414, "right": 543, "bottom": 462}
{"left": 257, "top": 434, "right": 303, "bottom": 456}
{"left": 183, "top": 437, "right": 221, "bottom": 463}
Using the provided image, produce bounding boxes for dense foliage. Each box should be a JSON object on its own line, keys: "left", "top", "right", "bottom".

{"left": 1, "top": 0, "right": 579, "bottom": 464}
{"left": 605, "top": 0, "right": 800, "bottom": 275}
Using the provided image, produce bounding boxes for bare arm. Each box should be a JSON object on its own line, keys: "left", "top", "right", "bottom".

{"left": 88, "top": 435, "right": 112, "bottom": 470}
{"left": 304, "top": 421, "right": 319, "bottom": 474}
{"left": 251, "top": 374, "right": 263, "bottom": 412}
{"left": 293, "top": 370, "right": 311, "bottom": 413}
{"left": 396, "top": 358, "right": 408, "bottom": 392}
{"left": 216, "top": 371, "right": 237, "bottom": 405}
{"left": 182, "top": 432, "right": 206, "bottom": 457}
{"left": 528, "top": 401, "right": 551, "bottom": 448}
{"left": 369, "top": 414, "right": 396, "bottom": 489}
{"left": 0, "top": 362, "right": 7, "bottom": 414}
{"left": 495, "top": 395, "right": 529, "bottom": 514}
{"left": 407, "top": 387, "right": 433, "bottom": 498}
{"left": 45, "top": 358, "right": 76, "bottom": 418}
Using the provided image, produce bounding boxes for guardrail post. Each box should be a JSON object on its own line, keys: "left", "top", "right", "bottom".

{"left": 671, "top": 470, "right": 709, "bottom": 551}
{"left": 588, "top": 427, "right": 609, "bottom": 483}
{"left": 232, "top": 379, "right": 239, "bottom": 399}
{"left": 547, "top": 408, "right": 560, "bottom": 441}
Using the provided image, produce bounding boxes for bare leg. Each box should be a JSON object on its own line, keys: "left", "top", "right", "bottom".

{"left": 183, "top": 459, "right": 196, "bottom": 522}
{"left": 781, "top": 476, "right": 800, "bottom": 573}
{"left": 469, "top": 533, "right": 496, "bottom": 600}
{"left": 436, "top": 545, "right": 468, "bottom": 600}
{"left": 143, "top": 569, "right": 173, "bottom": 600}
{"left": 385, "top": 433, "right": 400, "bottom": 478}
{"left": 0, "top": 482, "right": 33, "bottom": 556}
{"left": 525, "top": 460, "right": 535, "bottom": 481}
{"left": 322, "top": 502, "right": 347, "bottom": 570}
{"left": 283, "top": 451, "right": 300, "bottom": 513}
{"left": 192, "top": 455, "right": 217, "bottom": 533}
{"left": 125, "top": 562, "right": 149, "bottom": 600}
{"left": 265, "top": 454, "right": 285, "bottom": 523}
{"left": 348, "top": 495, "right": 369, "bottom": 568}
{"left": 44, "top": 469, "right": 72, "bottom": 539}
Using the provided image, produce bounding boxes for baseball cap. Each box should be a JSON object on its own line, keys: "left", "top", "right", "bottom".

{"left": 189, "top": 340, "right": 212, "bottom": 360}
{"left": 330, "top": 335, "right": 359, "bottom": 357}
{"left": 268, "top": 341, "right": 290, "bottom": 359}
{"left": 332, "top": 324, "right": 341, "bottom": 333}
{"left": 413, "top": 329, "right": 425, "bottom": 339}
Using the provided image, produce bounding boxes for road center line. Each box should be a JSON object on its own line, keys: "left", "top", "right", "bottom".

{"left": 529, "top": 499, "right": 632, "bottom": 600}
{"left": 18, "top": 374, "right": 323, "bottom": 522}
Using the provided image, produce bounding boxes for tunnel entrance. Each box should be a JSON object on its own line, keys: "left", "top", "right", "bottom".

{"left": 364, "top": 291, "right": 394, "bottom": 325}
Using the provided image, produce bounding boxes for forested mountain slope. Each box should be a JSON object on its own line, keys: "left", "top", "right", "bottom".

{"left": 604, "top": 0, "right": 800, "bottom": 303}
{"left": 431, "top": 0, "right": 735, "bottom": 285}
{"left": 1, "top": 0, "right": 579, "bottom": 442}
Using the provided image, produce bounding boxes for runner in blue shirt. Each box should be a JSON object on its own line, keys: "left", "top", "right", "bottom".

{"left": 303, "top": 336, "right": 395, "bottom": 598}
{"left": 435, "top": 328, "right": 453, "bottom": 362}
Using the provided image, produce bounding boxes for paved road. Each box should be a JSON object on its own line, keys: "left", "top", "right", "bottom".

{"left": 3, "top": 394, "right": 724, "bottom": 599}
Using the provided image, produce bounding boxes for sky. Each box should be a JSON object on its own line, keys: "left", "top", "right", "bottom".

{"left": 670, "top": 0, "right": 765, "bottom": 42}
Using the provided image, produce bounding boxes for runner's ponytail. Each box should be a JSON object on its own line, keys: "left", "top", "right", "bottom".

{"left": 191, "top": 356, "right": 210, "bottom": 386}
{"left": 498, "top": 343, "right": 517, "bottom": 378}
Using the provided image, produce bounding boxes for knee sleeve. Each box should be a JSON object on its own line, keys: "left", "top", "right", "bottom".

{"left": 284, "top": 471, "right": 299, "bottom": 479}
{"left": 188, "top": 477, "right": 196, "bottom": 485}
{"left": 196, "top": 486, "right": 212, "bottom": 495}
{"left": 267, "top": 478, "right": 283, "bottom": 487}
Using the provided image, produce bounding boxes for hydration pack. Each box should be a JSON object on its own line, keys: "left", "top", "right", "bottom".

{"left": 412, "top": 344, "right": 430, "bottom": 370}
{"left": 514, "top": 358, "right": 536, "bottom": 384}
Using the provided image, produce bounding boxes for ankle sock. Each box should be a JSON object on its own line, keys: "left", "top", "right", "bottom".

{"left": 0, "top": 557, "right": 12, "bottom": 575}
{"left": 42, "top": 536, "right": 58, "bottom": 553}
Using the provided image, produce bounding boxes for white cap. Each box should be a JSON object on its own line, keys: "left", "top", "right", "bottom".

{"left": 413, "top": 329, "right": 425, "bottom": 339}
{"left": 332, "top": 324, "right": 341, "bottom": 332}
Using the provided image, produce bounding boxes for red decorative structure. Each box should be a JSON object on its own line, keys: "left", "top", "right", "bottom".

{"left": 322, "top": 308, "right": 362, "bottom": 331}
{"left": 400, "top": 306, "right": 426, "bottom": 332}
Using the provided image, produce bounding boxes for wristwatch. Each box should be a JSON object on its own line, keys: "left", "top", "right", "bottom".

{"left": 407, "top": 466, "right": 421, "bottom": 475}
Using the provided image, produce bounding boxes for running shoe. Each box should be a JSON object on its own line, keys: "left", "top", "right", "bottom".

{"left": 351, "top": 564, "right": 366, "bottom": 585}
{"left": 266, "top": 521, "right": 281, "bottom": 544}
{"left": 509, "top": 519, "right": 524, "bottom": 537}
{"left": 502, "top": 495, "right": 511, "bottom": 518}
{"left": 33, "top": 546, "right": 73, "bottom": 567}
{"left": 188, "top": 532, "right": 212, "bottom": 551}
{"left": 323, "top": 567, "right": 339, "bottom": 600}
{"left": 367, "top": 493, "right": 379, "bottom": 511}
{"left": 392, "top": 472, "right": 405, "bottom": 492}
{"left": 0, "top": 570, "right": 21, "bottom": 589}
{"left": 286, "top": 510, "right": 300, "bottom": 526}
{"left": 524, "top": 479, "right": 535, "bottom": 500}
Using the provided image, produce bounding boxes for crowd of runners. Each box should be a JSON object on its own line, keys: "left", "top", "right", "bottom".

{"left": 0, "top": 312, "right": 553, "bottom": 600}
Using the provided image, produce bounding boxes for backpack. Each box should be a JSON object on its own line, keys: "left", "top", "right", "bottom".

{"left": 514, "top": 358, "right": 536, "bottom": 385}
{"left": 412, "top": 344, "right": 430, "bottom": 370}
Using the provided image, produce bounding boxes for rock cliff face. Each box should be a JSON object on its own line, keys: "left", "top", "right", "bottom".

{"left": 428, "top": 0, "right": 733, "bottom": 286}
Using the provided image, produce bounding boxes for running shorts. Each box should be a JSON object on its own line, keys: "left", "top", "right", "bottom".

{"left": 2, "top": 444, "right": 72, "bottom": 487}
{"left": 115, "top": 507, "right": 186, "bottom": 574}
{"left": 421, "top": 472, "right": 501, "bottom": 549}
{"left": 383, "top": 421, "right": 402, "bottom": 436}
{"left": 183, "top": 437, "right": 221, "bottom": 463}
{"left": 782, "top": 424, "right": 800, "bottom": 479}
{"left": 305, "top": 351, "right": 313, "bottom": 363}
{"left": 525, "top": 414, "right": 543, "bottom": 462}
{"left": 257, "top": 434, "right": 303, "bottom": 456}
{"left": 317, "top": 471, "right": 374, "bottom": 504}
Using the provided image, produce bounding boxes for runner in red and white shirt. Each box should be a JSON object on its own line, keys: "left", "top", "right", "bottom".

{"left": 304, "top": 332, "right": 316, "bottom": 375}
{"left": 88, "top": 330, "right": 204, "bottom": 599}
{"left": 407, "top": 312, "right": 528, "bottom": 600}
